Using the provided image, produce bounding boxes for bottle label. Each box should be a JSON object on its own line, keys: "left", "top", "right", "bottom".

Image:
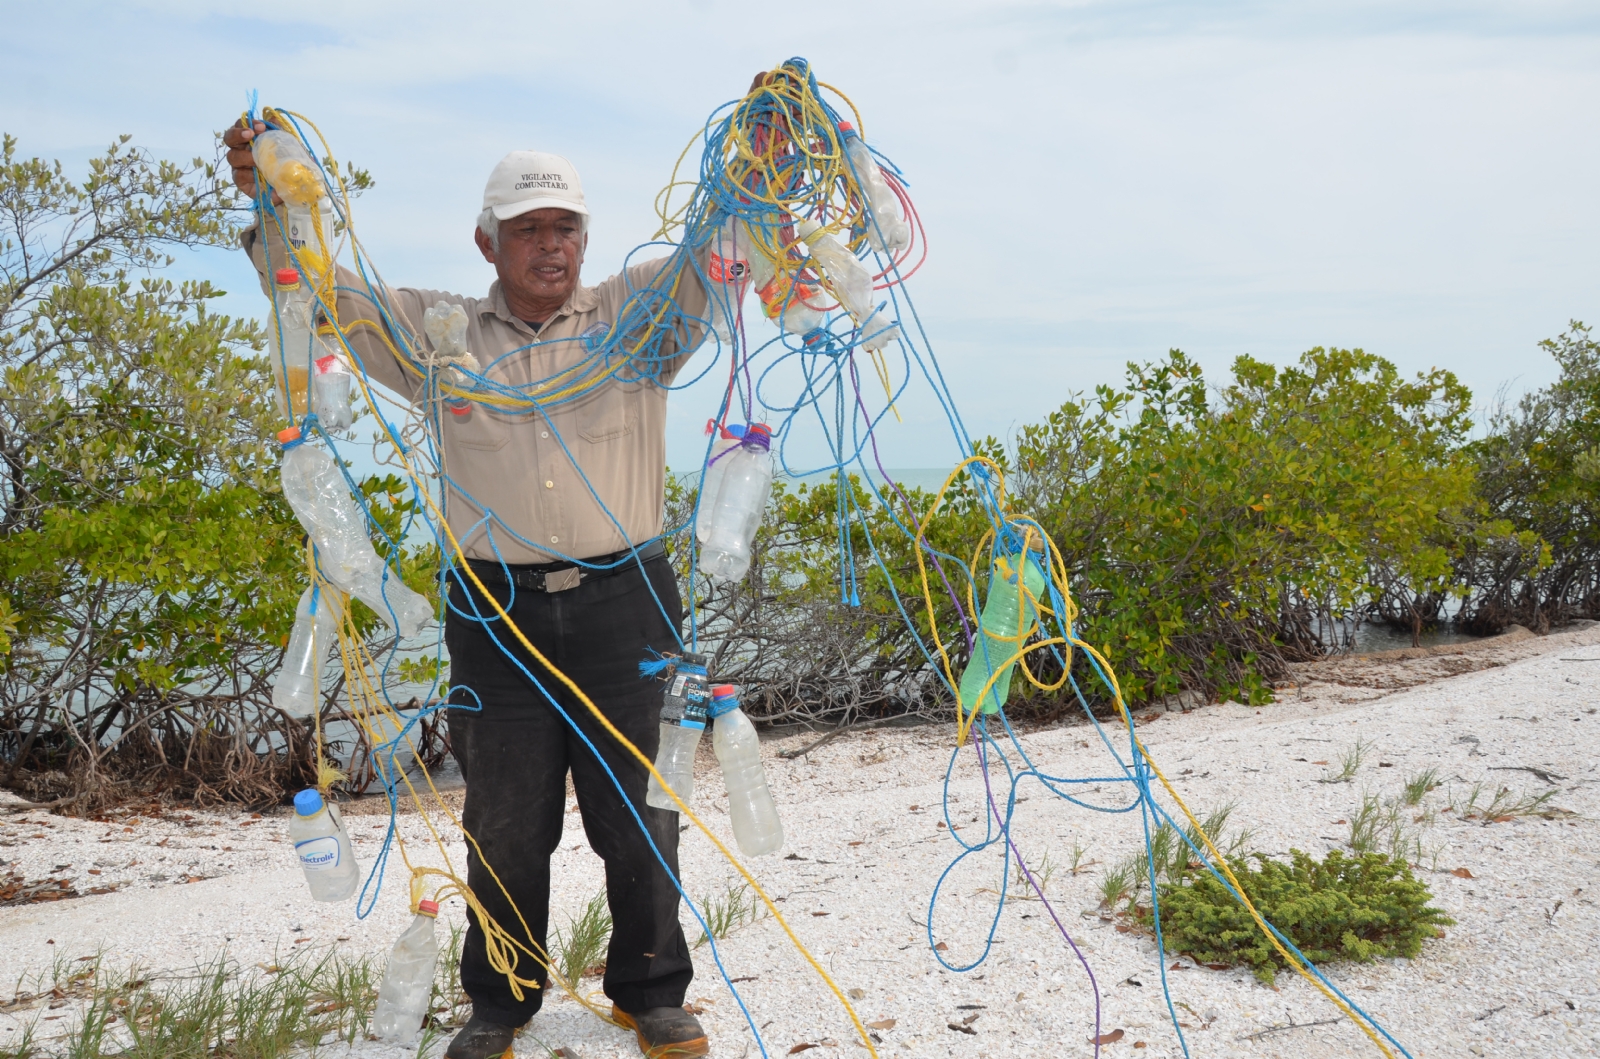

{"left": 708, "top": 251, "right": 749, "bottom": 284}
{"left": 296, "top": 835, "right": 341, "bottom": 871}
{"left": 758, "top": 275, "right": 819, "bottom": 319}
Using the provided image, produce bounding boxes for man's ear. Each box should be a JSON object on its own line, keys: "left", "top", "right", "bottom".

{"left": 579, "top": 230, "right": 588, "bottom": 265}
{"left": 474, "top": 225, "right": 496, "bottom": 264}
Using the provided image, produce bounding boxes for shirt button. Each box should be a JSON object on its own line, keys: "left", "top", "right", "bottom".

{"left": 549, "top": 535, "right": 559, "bottom": 544}
{"left": 545, "top": 480, "right": 554, "bottom": 489}
{"left": 540, "top": 430, "right": 549, "bottom": 439}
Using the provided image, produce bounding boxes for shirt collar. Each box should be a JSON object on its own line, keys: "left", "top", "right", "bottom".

{"left": 482, "top": 279, "right": 602, "bottom": 331}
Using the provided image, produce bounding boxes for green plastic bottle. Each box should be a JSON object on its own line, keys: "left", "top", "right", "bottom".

{"left": 957, "top": 548, "right": 1049, "bottom": 716}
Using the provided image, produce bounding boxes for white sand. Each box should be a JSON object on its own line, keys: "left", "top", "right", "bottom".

{"left": 3, "top": 626, "right": 1597, "bottom": 1059}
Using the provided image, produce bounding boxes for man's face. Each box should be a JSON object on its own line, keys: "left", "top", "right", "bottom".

{"left": 477, "top": 207, "right": 586, "bottom": 314}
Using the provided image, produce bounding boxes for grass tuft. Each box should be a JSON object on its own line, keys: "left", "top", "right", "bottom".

{"left": 694, "top": 882, "right": 765, "bottom": 948}
{"left": 1319, "top": 738, "right": 1370, "bottom": 784}
{"left": 551, "top": 891, "right": 612, "bottom": 987}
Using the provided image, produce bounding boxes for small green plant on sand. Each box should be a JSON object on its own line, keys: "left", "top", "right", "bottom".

{"left": 1402, "top": 768, "right": 1441, "bottom": 806}
{"left": 1143, "top": 848, "right": 1454, "bottom": 983}
{"left": 1319, "top": 739, "right": 1370, "bottom": 784}
{"left": 1009, "top": 851, "right": 1058, "bottom": 898}
{"left": 694, "top": 882, "right": 766, "bottom": 948}
{"left": 1446, "top": 783, "right": 1557, "bottom": 820}
{"left": 551, "top": 891, "right": 612, "bottom": 986}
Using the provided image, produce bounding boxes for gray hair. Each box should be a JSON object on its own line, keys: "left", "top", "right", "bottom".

{"left": 477, "top": 208, "right": 588, "bottom": 251}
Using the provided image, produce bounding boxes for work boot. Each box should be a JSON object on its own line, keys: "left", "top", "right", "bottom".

{"left": 444, "top": 1014, "right": 518, "bottom": 1059}
{"left": 611, "top": 1004, "right": 710, "bottom": 1058}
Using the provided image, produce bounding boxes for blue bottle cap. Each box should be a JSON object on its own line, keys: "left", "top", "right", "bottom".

{"left": 293, "top": 788, "right": 325, "bottom": 816}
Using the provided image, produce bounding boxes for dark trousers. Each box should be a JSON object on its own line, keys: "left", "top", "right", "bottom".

{"left": 444, "top": 554, "right": 691, "bottom": 1025}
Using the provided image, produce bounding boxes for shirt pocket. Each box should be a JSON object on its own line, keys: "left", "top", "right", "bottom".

{"left": 576, "top": 393, "right": 637, "bottom": 444}
{"left": 453, "top": 406, "right": 510, "bottom": 450}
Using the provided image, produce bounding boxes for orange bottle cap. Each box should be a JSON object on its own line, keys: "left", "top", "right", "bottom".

{"left": 276, "top": 426, "right": 302, "bottom": 444}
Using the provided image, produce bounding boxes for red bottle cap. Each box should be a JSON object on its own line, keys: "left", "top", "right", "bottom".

{"left": 712, "top": 684, "right": 737, "bottom": 698}
{"left": 274, "top": 268, "right": 301, "bottom": 286}
{"left": 744, "top": 423, "right": 772, "bottom": 439}
{"left": 276, "top": 426, "right": 301, "bottom": 444}
{"left": 418, "top": 899, "right": 440, "bottom": 916}
{"left": 838, "top": 122, "right": 853, "bottom": 132}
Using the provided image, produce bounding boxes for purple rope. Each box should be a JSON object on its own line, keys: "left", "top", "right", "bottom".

{"left": 847, "top": 356, "right": 976, "bottom": 652}
{"left": 974, "top": 731, "right": 1104, "bottom": 1056}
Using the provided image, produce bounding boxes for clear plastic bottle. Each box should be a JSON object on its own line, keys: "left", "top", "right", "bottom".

{"left": 957, "top": 548, "right": 1049, "bottom": 716}
{"left": 797, "top": 219, "right": 899, "bottom": 352}
{"left": 252, "top": 130, "right": 324, "bottom": 206}
{"left": 706, "top": 215, "right": 751, "bottom": 346}
{"left": 277, "top": 426, "right": 433, "bottom": 639}
{"left": 371, "top": 900, "right": 440, "bottom": 1042}
{"left": 272, "top": 584, "right": 344, "bottom": 718}
{"left": 709, "top": 686, "right": 783, "bottom": 856}
{"left": 840, "top": 123, "right": 910, "bottom": 255}
{"left": 747, "top": 246, "right": 826, "bottom": 338}
{"left": 269, "top": 268, "right": 314, "bottom": 419}
{"left": 289, "top": 788, "right": 360, "bottom": 901}
{"left": 312, "top": 353, "right": 354, "bottom": 430}
{"left": 696, "top": 424, "right": 774, "bottom": 584}
{"left": 645, "top": 654, "right": 711, "bottom": 811}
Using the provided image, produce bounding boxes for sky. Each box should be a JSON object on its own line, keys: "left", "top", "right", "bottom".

{"left": 4, "top": 0, "right": 1598, "bottom": 470}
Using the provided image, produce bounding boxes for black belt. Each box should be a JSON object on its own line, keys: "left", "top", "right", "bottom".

{"left": 459, "top": 540, "right": 666, "bottom": 594}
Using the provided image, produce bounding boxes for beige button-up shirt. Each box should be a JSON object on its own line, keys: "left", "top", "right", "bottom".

{"left": 243, "top": 221, "right": 707, "bottom": 565}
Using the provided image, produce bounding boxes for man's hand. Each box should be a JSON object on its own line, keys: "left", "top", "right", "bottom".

{"left": 222, "top": 119, "right": 281, "bottom": 204}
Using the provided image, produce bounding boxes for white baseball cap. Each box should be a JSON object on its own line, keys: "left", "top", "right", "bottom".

{"left": 482, "top": 151, "right": 588, "bottom": 221}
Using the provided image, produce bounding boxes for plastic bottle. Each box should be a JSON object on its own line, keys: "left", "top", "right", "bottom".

{"left": 706, "top": 215, "right": 751, "bottom": 346}
{"left": 709, "top": 686, "right": 783, "bottom": 856}
{"left": 371, "top": 900, "right": 441, "bottom": 1042}
{"left": 277, "top": 427, "right": 433, "bottom": 639}
{"left": 840, "top": 123, "right": 910, "bottom": 255}
{"left": 797, "top": 219, "right": 899, "bottom": 352}
{"left": 424, "top": 301, "right": 479, "bottom": 419}
{"left": 269, "top": 268, "right": 314, "bottom": 419}
{"left": 252, "top": 130, "right": 324, "bottom": 206}
{"left": 272, "top": 584, "right": 345, "bottom": 718}
{"left": 747, "top": 244, "right": 826, "bottom": 338}
{"left": 312, "top": 353, "right": 354, "bottom": 431}
{"left": 645, "top": 653, "right": 711, "bottom": 811}
{"left": 696, "top": 424, "right": 774, "bottom": 584}
{"left": 957, "top": 548, "right": 1050, "bottom": 716}
{"left": 289, "top": 788, "right": 360, "bottom": 901}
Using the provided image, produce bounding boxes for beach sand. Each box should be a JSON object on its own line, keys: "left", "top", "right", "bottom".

{"left": 3, "top": 624, "right": 1596, "bottom": 1058}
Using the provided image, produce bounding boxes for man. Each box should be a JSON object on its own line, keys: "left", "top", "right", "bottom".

{"left": 225, "top": 122, "right": 713, "bottom": 1059}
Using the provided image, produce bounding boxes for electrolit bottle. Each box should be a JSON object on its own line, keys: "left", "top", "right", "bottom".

{"left": 289, "top": 788, "right": 360, "bottom": 901}
{"left": 646, "top": 653, "right": 711, "bottom": 811}
{"left": 797, "top": 219, "right": 899, "bottom": 352}
{"left": 747, "top": 245, "right": 826, "bottom": 338}
{"left": 839, "top": 123, "right": 910, "bottom": 255}
{"left": 312, "top": 353, "right": 354, "bottom": 431}
{"left": 957, "top": 547, "right": 1050, "bottom": 716}
{"left": 272, "top": 584, "right": 345, "bottom": 718}
{"left": 696, "top": 424, "right": 774, "bottom": 584}
{"left": 269, "top": 268, "right": 314, "bottom": 419}
{"left": 371, "top": 900, "right": 441, "bottom": 1042}
{"left": 709, "top": 686, "right": 783, "bottom": 856}
{"left": 706, "top": 215, "right": 751, "bottom": 346}
{"left": 277, "top": 427, "right": 433, "bottom": 639}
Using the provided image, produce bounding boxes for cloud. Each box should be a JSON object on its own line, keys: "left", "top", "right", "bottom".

{"left": 4, "top": 0, "right": 1598, "bottom": 468}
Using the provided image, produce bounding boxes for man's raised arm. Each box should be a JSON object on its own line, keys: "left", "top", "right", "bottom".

{"left": 224, "top": 119, "right": 427, "bottom": 404}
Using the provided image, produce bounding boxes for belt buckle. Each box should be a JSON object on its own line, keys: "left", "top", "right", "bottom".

{"left": 545, "top": 567, "right": 582, "bottom": 593}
